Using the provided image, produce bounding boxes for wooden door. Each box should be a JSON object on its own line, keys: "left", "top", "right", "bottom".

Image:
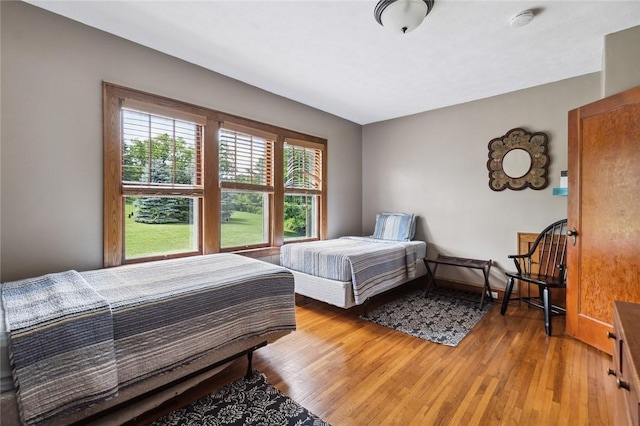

{"left": 567, "top": 85, "right": 640, "bottom": 354}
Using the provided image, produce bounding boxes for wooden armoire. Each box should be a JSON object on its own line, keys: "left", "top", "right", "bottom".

{"left": 566, "top": 85, "right": 640, "bottom": 354}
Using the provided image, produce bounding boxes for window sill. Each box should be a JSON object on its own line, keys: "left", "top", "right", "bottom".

{"left": 231, "top": 247, "right": 281, "bottom": 259}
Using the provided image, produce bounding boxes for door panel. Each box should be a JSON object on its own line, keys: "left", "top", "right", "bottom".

{"left": 567, "top": 86, "right": 640, "bottom": 354}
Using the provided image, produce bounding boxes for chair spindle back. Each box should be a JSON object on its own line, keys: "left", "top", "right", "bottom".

{"left": 516, "top": 219, "right": 568, "bottom": 283}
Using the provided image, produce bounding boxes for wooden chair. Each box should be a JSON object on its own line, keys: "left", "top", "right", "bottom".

{"left": 500, "top": 219, "right": 568, "bottom": 335}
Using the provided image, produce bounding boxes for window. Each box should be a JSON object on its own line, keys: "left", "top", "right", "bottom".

{"left": 103, "top": 83, "right": 326, "bottom": 266}
{"left": 283, "top": 140, "right": 323, "bottom": 241}
{"left": 121, "top": 107, "right": 203, "bottom": 260}
{"left": 218, "top": 124, "right": 275, "bottom": 249}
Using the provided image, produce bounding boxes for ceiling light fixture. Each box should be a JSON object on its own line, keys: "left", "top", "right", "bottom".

{"left": 510, "top": 10, "right": 534, "bottom": 28}
{"left": 374, "top": 0, "right": 435, "bottom": 34}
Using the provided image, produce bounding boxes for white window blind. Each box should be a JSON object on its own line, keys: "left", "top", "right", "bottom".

{"left": 219, "top": 124, "right": 274, "bottom": 193}
{"left": 284, "top": 140, "right": 323, "bottom": 195}
{"left": 122, "top": 107, "right": 203, "bottom": 196}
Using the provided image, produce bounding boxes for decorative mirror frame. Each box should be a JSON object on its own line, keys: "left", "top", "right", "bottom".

{"left": 487, "top": 127, "right": 549, "bottom": 191}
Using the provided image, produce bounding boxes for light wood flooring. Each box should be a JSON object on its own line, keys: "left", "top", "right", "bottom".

{"left": 131, "top": 282, "right": 616, "bottom": 425}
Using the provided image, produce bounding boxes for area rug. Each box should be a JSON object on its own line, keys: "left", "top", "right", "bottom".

{"left": 361, "top": 287, "right": 494, "bottom": 347}
{"left": 151, "top": 371, "right": 330, "bottom": 426}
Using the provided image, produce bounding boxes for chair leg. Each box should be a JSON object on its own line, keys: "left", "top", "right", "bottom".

{"left": 500, "top": 277, "right": 515, "bottom": 315}
{"left": 542, "top": 285, "right": 551, "bottom": 336}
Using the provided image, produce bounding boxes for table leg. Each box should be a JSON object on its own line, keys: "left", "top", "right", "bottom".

{"left": 479, "top": 264, "right": 493, "bottom": 310}
{"left": 424, "top": 261, "right": 439, "bottom": 298}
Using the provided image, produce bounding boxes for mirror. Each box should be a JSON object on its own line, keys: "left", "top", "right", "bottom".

{"left": 502, "top": 148, "right": 531, "bottom": 178}
{"left": 487, "top": 128, "right": 549, "bottom": 191}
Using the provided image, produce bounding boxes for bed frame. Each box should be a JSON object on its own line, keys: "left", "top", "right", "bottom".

{"left": 0, "top": 332, "right": 289, "bottom": 425}
{"left": 1, "top": 332, "right": 288, "bottom": 425}
{"left": 280, "top": 236, "right": 427, "bottom": 310}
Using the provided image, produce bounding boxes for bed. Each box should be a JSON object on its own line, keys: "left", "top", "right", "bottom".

{"left": 280, "top": 213, "right": 427, "bottom": 309}
{"left": 0, "top": 253, "right": 296, "bottom": 426}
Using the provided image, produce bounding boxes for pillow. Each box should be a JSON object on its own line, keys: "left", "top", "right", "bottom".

{"left": 372, "top": 212, "right": 417, "bottom": 241}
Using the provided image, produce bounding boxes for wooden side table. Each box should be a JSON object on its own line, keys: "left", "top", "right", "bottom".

{"left": 424, "top": 254, "right": 493, "bottom": 309}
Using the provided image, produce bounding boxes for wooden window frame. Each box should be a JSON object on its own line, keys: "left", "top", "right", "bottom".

{"left": 218, "top": 124, "right": 274, "bottom": 251}
{"left": 282, "top": 139, "right": 325, "bottom": 243}
{"left": 103, "top": 82, "right": 327, "bottom": 267}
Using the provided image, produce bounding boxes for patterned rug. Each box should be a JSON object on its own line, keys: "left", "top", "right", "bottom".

{"left": 151, "top": 371, "right": 329, "bottom": 426}
{"left": 361, "top": 287, "right": 494, "bottom": 346}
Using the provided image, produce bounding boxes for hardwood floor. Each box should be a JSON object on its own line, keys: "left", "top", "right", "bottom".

{"left": 130, "top": 283, "right": 616, "bottom": 425}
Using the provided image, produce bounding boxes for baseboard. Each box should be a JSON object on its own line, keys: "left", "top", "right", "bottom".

{"left": 431, "top": 277, "right": 503, "bottom": 301}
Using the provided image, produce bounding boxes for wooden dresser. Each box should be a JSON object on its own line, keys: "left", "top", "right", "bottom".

{"left": 610, "top": 301, "right": 640, "bottom": 426}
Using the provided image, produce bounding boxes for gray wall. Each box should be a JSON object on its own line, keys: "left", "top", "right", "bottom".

{"left": 2, "top": 1, "right": 638, "bottom": 287}
{"left": 0, "top": 1, "right": 362, "bottom": 281}
{"left": 603, "top": 25, "right": 640, "bottom": 97}
{"left": 362, "top": 75, "right": 602, "bottom": 289}
{"left": 362, "top": 24, "right": 640, "bottom": 290}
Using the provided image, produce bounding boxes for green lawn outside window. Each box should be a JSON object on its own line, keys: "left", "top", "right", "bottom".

{"left": 125, "top": 211, "right": 304, "bottom": 258}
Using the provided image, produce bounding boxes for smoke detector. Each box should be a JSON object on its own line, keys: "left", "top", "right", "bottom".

{"left": 510, "top": 10, "right": 534, "bottom": 28}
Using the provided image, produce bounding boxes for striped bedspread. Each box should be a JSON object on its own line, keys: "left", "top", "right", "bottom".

{"left": 1, "top": 254, "right": 296, "bottom": 425}
{"left": 1, "top": 270, "right": 118, "bottom": 425}
{"left": 280, "top": 237, "right": 419, "bottom": 304}
{"left": 81, "top": 254, "right": 296, "bottom": 389}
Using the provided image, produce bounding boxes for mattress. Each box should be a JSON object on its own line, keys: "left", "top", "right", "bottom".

{"left": 0, "top": 254, "right": 296, "bottom": 425}
{"left": 293, "top": 258, "right": 427, "bottom": 309}
{"left": 282, "top": 236, "right": 425, "bottom": 281}
{"left": 0, "top": 255, "right": 298, "bottom": 393}
{"left": 283, "top": 236, "right": 427, "bottom": 308}
{"left": 345, "top": 236, "right": 426, "bottom": 258}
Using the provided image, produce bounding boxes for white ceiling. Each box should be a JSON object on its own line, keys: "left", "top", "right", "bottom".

{"left": 26, "top": 0, "right": 640, "bottom": 125}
